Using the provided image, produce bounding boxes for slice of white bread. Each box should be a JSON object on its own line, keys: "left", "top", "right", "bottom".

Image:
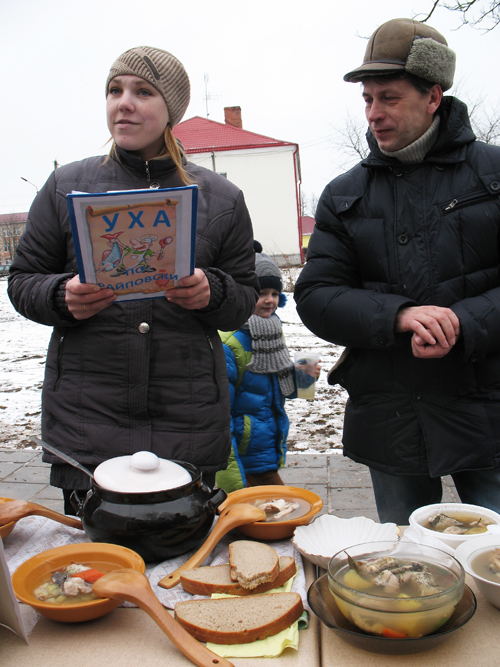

{"left": 174, "top": 592, "right": 303, "bottom": 644}
{"left": 180, "top": 556, "right": 296, "bottom": 596}
{"left": 229, "top": 540, "right": 279, "bottom": 589}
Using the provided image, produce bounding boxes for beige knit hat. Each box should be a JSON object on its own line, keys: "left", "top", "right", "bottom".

{"left": 106, "top": 46, "right": 190, "bottom": 126}
{"left": 344, "top": 18, "right": 456, "bottom": 91}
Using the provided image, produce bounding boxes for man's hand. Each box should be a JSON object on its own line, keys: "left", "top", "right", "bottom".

{"left": 396, "top": 305, "right": 460, "bottom": 359}
{"left": 65, "top": 275, "right": 116, "bottom": 320}
{"left": 166, "top": 269, "right": 211, "bottom": 310}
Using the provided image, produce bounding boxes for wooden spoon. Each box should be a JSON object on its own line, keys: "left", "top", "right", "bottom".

{"left": 159, "top": 503, "right": 266, "bottom": 589}
{"left": 0, "top": 499, "right": 82, "bottom": 529}
{"left": 93, "top": 569, "right": 234, "bottom": 667}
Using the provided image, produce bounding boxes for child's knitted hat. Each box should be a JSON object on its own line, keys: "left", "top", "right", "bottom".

{"left": 254, "top": 241, "right": 282, "bottom": 293}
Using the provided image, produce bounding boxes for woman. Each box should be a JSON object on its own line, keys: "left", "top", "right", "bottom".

{"left": 8, "top": 46, "right": 259, "bottom": 512}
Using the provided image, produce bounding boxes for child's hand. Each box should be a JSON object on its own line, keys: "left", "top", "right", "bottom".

{"left": 315, "top": 361, "right": 321, "bottom": 379}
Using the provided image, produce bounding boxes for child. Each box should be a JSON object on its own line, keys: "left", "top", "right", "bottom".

{"left": 216, "top": 244, "right": 316, "bottom": 492}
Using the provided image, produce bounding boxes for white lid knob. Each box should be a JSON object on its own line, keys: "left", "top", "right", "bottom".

{"left": 130, "top": 451, "right": 160, "bottom": 472}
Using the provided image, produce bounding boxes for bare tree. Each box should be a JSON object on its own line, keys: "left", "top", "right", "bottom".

{"left": 330, "top": 113, "right": 370, "bottom": 171}
{"left": 419, "top": 1, "right": 500, "bottom": 30}
{"left": 300, "top": 191, "right": 307, "bottom": 216}
{"left": 300, "top": 191, "right": 320, "bottom": 218}
{"left": 308, "top": 193, "right": 320, "bottom": 217}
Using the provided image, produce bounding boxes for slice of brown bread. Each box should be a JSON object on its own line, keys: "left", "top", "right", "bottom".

{"left": 229, "top": 540, "right": 279, "bottom": 589}
{"left": 174, "top": 592, "right": 303, "bottom": 644}
{"left": 180, "top": 556, "right": 296, "bottom": 596}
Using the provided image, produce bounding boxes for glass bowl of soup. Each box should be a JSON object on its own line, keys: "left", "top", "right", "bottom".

{"left": 12, "top": 542, "right": 145, "bottom": 622}
{"left": 456, "top": 534, "right": 500, "bottom": 609}
{"left": 409, "top": 503, "right": 500, "bottom": 549}
{"left": 327, "top": 541, "right": 465, "bottom": 639}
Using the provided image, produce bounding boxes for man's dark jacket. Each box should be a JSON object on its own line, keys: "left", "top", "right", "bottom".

{"left": 295, "top": 97, "right": 500, "bottom": 477}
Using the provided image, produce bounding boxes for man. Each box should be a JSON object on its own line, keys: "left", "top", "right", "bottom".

{"left": 294, "top": 18, "right": 500, "bottom": 523}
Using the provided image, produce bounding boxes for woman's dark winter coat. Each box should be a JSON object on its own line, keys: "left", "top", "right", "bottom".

{"left": 294, "top": 97, "right": 500, "bottom": 478}
{"left": 8, "top": 148, "right": 259, "bottom": 488}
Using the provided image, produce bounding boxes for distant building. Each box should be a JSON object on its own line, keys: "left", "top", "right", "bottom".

{"left": 300, "top": 216, "right": 316, "bottom": 259}
{"left": 0, "top": 212, "right": 27, "bottom": 267}
{"left": 174, "top": 107, "right": 303, "bottom": 265}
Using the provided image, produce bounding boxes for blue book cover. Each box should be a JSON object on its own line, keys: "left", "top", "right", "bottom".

{"left": 67, "top": 185, "right": 198, "bottom": 302}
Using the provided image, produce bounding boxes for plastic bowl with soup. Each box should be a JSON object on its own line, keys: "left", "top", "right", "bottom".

{"left": 409, "top": 503, "right": 500, "bottom": 549}
{"left": 455, "top": 534, "right": 500, "bottom": 610}
{"left": 327, "top": 541, "right": 465, "bottom": 639}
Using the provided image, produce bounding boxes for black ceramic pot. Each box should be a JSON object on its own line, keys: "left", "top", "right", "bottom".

{"left": 70, "top": 461, "right": 226, "bottom": 563}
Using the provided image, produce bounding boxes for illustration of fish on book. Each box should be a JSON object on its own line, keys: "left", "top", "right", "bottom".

{"left": 68, "top": 186, "right": 197, "bottom": 302}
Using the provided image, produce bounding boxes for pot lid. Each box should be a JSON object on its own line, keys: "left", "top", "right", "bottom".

{"left": 93, "top": 451, "right": 192, "bottom": 493}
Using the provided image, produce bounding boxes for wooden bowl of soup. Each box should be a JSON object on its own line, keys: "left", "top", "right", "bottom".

{"left": 409, "top": 503, "right": 500, "bottom": 549}
{"left": 456, "top": 534, "right": 500, "bottom": 609}
{"left": 218, "top": 485, "right": 323, "bottom": 540}
{"left": 328, "top": 541, "right": 465, "bottom": 639}
{"left": 12, "top": 542, "right": 145, "bottom": 622}
{"left": 0, "top": 497, "right": 17, "bottom": 540}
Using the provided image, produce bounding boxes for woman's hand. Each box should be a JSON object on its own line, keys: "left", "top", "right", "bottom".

{"left": 65, "top": 275, "right": 116, "bottom": 320}
{"left": 166, "top": 269, "right": 210, "bottom": 309}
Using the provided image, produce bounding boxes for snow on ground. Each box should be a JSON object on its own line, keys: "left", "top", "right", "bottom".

{"left": 0, "top": 273, "right": 348, "bottom": 453}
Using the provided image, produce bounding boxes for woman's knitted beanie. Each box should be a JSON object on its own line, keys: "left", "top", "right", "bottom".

{"left": 254, "top": 241, "right": 282, "bottom": 293}
{"left": 106, "top": 46, "right": 190, "bottom": 127}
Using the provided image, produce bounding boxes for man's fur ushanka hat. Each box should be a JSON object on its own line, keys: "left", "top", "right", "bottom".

{"left": 344, "top": 18, "right": 456, "bottom": 91}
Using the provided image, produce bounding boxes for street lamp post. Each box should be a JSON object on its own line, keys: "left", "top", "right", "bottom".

{"left": 20, "top": 177, "right": 39, "bottom": 193}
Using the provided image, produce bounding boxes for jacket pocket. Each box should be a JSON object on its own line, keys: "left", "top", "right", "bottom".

{"left": 441, "top": 190, "right": 499, "bottom": 214}
{"left": 53, "top": 328, "right": 68, "bottom": 391}
{"left": 204, "top": 332, "right": 221, "bottom": 403}
{"left": 328, "top": 347, "right": 359, "bottom": 393}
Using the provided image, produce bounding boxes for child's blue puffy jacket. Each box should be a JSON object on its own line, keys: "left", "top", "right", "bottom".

{"left": 215, "top": 325, "right": 295, "bottom": 492}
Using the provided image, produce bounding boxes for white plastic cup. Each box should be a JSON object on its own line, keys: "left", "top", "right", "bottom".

{"left": 294, "top": 352, "right": 319, "bottom": 400}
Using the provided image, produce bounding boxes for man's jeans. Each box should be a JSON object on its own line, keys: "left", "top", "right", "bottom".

{"left": 369, "top": 467, "right": 500, "bottom": 525}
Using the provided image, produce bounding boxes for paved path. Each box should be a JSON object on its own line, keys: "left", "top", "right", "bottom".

{"left": 0, "top": 448, "right": 459, "bottom": 519}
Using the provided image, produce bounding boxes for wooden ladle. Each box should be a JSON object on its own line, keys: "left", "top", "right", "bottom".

{"left": 0, "top": 499, "right": 82, "bottom": 529}
{"left": 93, "top": 569, "right": 234, "bottom": 667}
{"left": 159, "top": 503, "right": 266, "bottom": 589}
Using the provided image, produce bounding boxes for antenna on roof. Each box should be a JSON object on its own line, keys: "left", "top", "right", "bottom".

{"left": 203, "top": 73, "right": 221, "bottom": 118}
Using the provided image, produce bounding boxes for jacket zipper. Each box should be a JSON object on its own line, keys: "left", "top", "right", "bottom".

{"left": 205, "top": 334, "right": 220, "bottom": 402}
{"left": 443, "top": 191, "right": 499, "bottom": 213}
{"left": 54, "top": 329, "right": 67, "bottom": 391}
{"left": 144, "top": 161, "right": 151, "bottom": 183}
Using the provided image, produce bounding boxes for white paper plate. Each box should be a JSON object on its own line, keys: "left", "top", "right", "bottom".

{"left": 292, "top": 514, "right": 400, "bottom": 570}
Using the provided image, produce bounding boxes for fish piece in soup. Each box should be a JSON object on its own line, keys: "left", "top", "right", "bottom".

{"left": 253, "top": 497, "right": 309, "bottom": 522}
{"left": 424, "top": 512, "right": 494, "bottom": 535}
{"left": 33, "top": 563, "right": 104, "bottom": 605}
{"left": 345, "top": 557, "right": 444, "bottom": 597}
{"left": 356, "top": 556, "right": 399, "bottom": 574}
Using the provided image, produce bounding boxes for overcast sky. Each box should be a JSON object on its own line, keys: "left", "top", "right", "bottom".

{"left": 2, "top": 0, "right": 499, "bottom": 215}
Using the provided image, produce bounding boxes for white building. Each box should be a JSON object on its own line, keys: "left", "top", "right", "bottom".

{"left": 174, "top": 107, "right": 303, "bottom": 265}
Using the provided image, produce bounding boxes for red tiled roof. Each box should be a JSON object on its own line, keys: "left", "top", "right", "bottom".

{"left": 300, "top": 216, "right": 316, "bottom": 234}
{"left": 173, "top": 116, "right": 296, "bottom": 154}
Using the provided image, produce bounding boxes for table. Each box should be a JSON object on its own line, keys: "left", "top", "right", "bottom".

{"left": 3, "top": 528, "right": 500, "bottom": 666}
{"left": 1, "top": 555, "right": 320, "bottom": 667}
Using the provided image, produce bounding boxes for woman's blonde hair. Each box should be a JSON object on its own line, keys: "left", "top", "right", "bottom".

{"left": 106, "top": 124, "right": 193, "bottom": 186}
